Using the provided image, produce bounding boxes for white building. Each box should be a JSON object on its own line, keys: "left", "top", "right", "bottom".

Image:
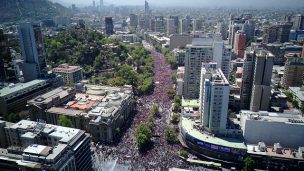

{"left": 183, "top": 38, "right": 231, "bottom": 99}
{"left": 199, "top": 63, "right": 230, "bottom": 134}
{"left": 176, "top": 67, "right": 185, "bottom": 96}
{"left": 239, "top": 110, "right": 304, "bottom": 148}
{"left": 53, "top": 64, "right": 83, "bottom": 85}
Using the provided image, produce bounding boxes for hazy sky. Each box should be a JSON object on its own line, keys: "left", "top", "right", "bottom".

{"left": 53, "top": 0, "right": 304, "bottom": 7}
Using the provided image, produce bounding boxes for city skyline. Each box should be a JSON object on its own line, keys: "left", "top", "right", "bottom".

{"left": 51, "top": 0, "right": 304, "bottom": 7}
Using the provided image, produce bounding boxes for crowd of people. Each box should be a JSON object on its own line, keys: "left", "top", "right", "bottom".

{"left": 92, "top": 42, "right": 211, "bottom": 170}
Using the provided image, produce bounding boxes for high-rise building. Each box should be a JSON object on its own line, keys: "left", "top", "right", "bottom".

{"left": 199, "top": 63, "right": 229, "bottom": 134}
{"left": 233, "top": 30, "right": 246, "bottom": 58}
{"left": 240, "top": 50, "right": 255, "bottom": 110}
{"left": 145, "top": 0, "right": 150, "bottom": 14}
{"left": 242, "top": 20, "right": 255, "bottom": 40}
{"left": 154, "top": 16, "right": 164, "bottom": 33}
{"left": 18, "top": 22, "right": 48, "bottom": 82}
{"left": 129, "top": 13, "right": 138, "bottom": 28}
{"left": 282, "top": 54, "right": 304, "bottom": 89}
{"left": 228, "top": 23, "right": 243, "bottom": 48}
{"left": 183, "top": 38, "right": 231, "bottom": 99}
{"left": 105, "top": 17, "right": 114, "bottom": 35}
{"left": 193, "top": 19, "right": 203, "bottom": 32}
{"left": 250, "top": 50, "right": 274, "bottom": 112}
{"left": 0, "top": 29, "right": 16, "bottom": 82}
{"left": 180, "top": 18, "right": 191, "bottom": 34}
{"left": 293, "top": 14, "right": 304, "bottom": 30}
{"left": 167, "top": 18, "right": 176, "bottom": 35}
{"left": 216, "top": 22, "right": 228, "bottom": 40}
{"left": 263, "top": 23, "right": 292, "bottom": 44}
{"left": 169, "top": 16, "right": 179, "bottom": 33}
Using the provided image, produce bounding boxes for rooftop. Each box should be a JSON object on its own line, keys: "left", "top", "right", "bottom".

{"left": 53, "top": 64, "right": 82, "bottom": 72}
{"left": 240, "top": 110, "right": 304, "bottom": 125}
{"left": 182, "top": 118, "right": 246, "bottom": 149}
{"left": 7, "top": 120, "right": 81, "bottom": 144}
{"left": 28, "top": 87, "right": 74, "bottom": 104}
{"left": 182, "top": 99, "right": 199, "bottom": 107}
{"left": 0, "top": 79, "right": 47, "bottom": 97}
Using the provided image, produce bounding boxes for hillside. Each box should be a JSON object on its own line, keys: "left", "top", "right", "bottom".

{"left": 0, "top": 0, "right": 70, "bottom": 23}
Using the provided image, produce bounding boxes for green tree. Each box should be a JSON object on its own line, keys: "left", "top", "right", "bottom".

{"left": 292, "top": 100, "right": 299, "bottom": 108}
{"left": 179, "top": 149, "right": 189, "bottom": 158}
{"left": 285, "top": 91, "right": 293, "bottom": 102}
{"left": 167, "top": 88, "right": 176, "bottom": 98}
{"left": 165, "top": 127, "right": 178, "bottom": 144}
{"left": 171, "top": 114, "right": 180, "bottom": 124}
{"left": 4, "top": 112, "right": 20, "bottom": 122}
{"left": 136, "top": 124, "right": 152, "bottom": 151}
{"left": 152, "top": 104, "right": 160, "bottom": 117}
{"left": 243, "top": 156, "right": 255, "bottom": 171}
{"left": 58, "top": 115, "right": 73, "bottom": 127}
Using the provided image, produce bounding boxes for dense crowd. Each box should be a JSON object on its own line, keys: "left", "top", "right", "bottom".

{"left": 92, "top": 42, "right": 211, "bottom": 170}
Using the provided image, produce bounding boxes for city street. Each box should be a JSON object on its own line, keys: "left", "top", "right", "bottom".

{"left": 93, "top": 41, "right": 191, "bottom": 170}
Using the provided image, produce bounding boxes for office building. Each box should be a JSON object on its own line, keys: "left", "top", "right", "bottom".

{"left": 0, "top": 120, "right": 92, "bottom": 170}
{"left": 199, "top": 63, "right": 229, "bottom": 134}
{"left": 167, "top": 18, "right": 177, "bottom": 36}
{"left": 242, "top": 20, "right": 255, "bottom": 40}
{"left": 129, "top": 14, "right": 138, "bottom": 28}
{"left": 193, "top": 19, "right": 203, "bottom": 32}
{"left": 289, "top": 30, "right": 304, "bottom": 42}
{"left": 266, "top": 43, "right": 285, "bottom": 65}
{"left": 228, "top": 23, "right": 243, "bottom": 48}
{"left": 154, "top": 16, "right": 164, "bottom": 33}
{"left": 263, "top": 23, "right": 292, "bottom": 44}
{"left": 250, "top": 50, "right": 274, "bottom": 112}
{"left": 18, "top": 22, "right": 48, "bottom": 82}
{"left": 0, "top": 80, "right": 51, "bottom": 115}
{"left": 176, "top": 67, "right": 185, "bottom": 96}
{"left": 105, "top": 17, "right": 114, "bottom": 35}
{"left": 180, "top": 18, "right": 191, "bottom": 34}
{"left": 31, "top": 85, "right": 135, "bottom": 144}
{"left": 216, "top": 22, "right": 228, "bottom": 40}
{"left": 169, "top": 34, "right": 193, "bottom": 51}
{"left": 282, "top": 54, "right": 304, "bottom": 89}
{"left": 240, "top": 50, "right": 255, "bottom": 109}
{"left": 0, "top": 29, "right": 16, "bottom": 82}
{"left": 233, "top": 30, "right": 246, "bottom": 58}
{"left": 28, "top": 87, "right": 76, "bottom": 121}
{"left": 293, "top": 14, "right": 304, "bottom": 30}
{"left": 289, "top": 86, "right": 304, "bottom": 109}
{"left": 169, "top": 16, "right": 179, "bottom": 33}
{"left": 53, "top": 64, "right": 83, "bottom": 85}
{"left": 240, "top": 110, "right": 304, "bottom": 148}
{"left": 183, "top": 38, "right": 231, "bottom": 99}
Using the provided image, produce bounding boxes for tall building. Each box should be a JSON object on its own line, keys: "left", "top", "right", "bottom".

{"left": 18, "top": 22, "right": 48, "bottom": 82}
{"left": 0, "top": 120, "right": 92, "bottom": 170}
{"left": 53, "top": 64, "right": 83, "bottom": 85}
{"left": 105, "top": 17, "right": 114, "bottom": 35}
{"left": 180, "top": 18, "right": 191, "bottom": 34}
{"left": 228, "top": 23, "right": 243, "bottom": 48}
{"left": 129, "top": 14, "right": 138, "bottom": 28}
{"left": 250, "top": 50, "right": 274, "bottom": 112}
{"left": 167, "top": 18, "right": 176, "bottom": 35}
{"left": 0, "top": 29, "right": 16, "bottom": 82}
{"left": 145, "top": 0, "right": 150, "bottom": 13}
{"left": 169, "top": 16, "right": 179, "bottom": 33}
{"left": 216, "top": 22, "right": 228, "bottom": 40}
{"left": 293, "top": 14, "right": 304, "bottom": 30}
{"left": 183, "top": 38, "right": 231, "bottom": 99}
{"left": 199, "top": 63, "right": 230, "bottom": 134}
{"left": 233, "top": 30, "right": 246, "bottom": 58}
{"left": 155, "top": 16, "right": 164, "bottom": 33}
{"left": 263, "top": 23, "right": 292, "bottom": 44}
{"left": 193, "top": 19, "right": 203, "bottom": 32}
{"left": 240, "top": 50, "right": 255, "bottom": 109}
{"left": 282, "top": 54, "right": 304, "bottom": 89}
{"left": 242, "top": 20, "right": 255, "bottom": 40}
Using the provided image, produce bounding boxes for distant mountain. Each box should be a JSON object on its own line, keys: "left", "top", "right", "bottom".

{"left": 0, "top": 0, "right": 71, "bottom": 23}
